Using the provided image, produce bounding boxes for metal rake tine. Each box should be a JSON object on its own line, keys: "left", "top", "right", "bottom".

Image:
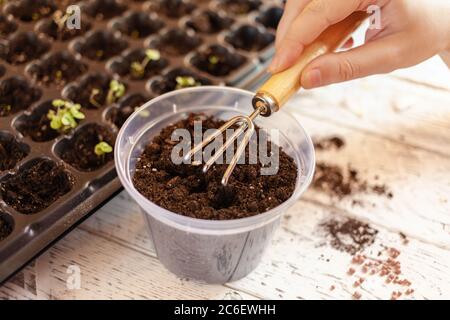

{"left": 202, "top": 116, "right": 249, "bottom": 173}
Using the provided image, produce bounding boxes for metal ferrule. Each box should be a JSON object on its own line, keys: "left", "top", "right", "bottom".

{"left": 252, "top": 91, "right": 279, "bottom": 117}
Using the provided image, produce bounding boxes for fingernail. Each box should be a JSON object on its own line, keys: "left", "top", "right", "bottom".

{"left": 303, "top": 68, "right": 322, "bottom": 88}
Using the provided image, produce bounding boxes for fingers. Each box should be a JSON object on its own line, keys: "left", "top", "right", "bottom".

{"left": 301, "top": 34, "right": 409, "bottom": 88}
{"left": 275, "top": 0, "right": 311, "bottom": 50}
{"left": 269, "top": 0, "right": 364, "bottom": 72}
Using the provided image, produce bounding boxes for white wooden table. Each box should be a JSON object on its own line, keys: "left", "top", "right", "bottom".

{"left": 1, "top": 56, "right": 449, "bottom": 300}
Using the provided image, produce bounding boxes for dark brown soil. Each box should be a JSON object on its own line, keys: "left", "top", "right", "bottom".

{"left": 0, "top": 65, "right": 4, "bottom": 78}
{"left": 82, "top": 0, "right": 127, "bottom": 20}
{"left": 109, "top": 49, "right": 168, "bottom": 80}
{"left": 15, "top": 101, "right": 61, "bottom": 142}
{"left": 64, "top": 73, "right": 117, "bottom": 109}
{"left": 133, "top": 113, "right": 298, "bottom": 220}
{"left": 225, "top": 25, "right": 274, "bottom": 52}
{"left": 107, "top": 93, "right": 149, "bottom": 128}
{"left": 0, "top": 158, "right": 73, "bottom": 214}
{"left": 0, "top": 212, "right": 13, "bottom": 241}
{"left": 0, "top": 77, "right": 42, "bottom": 117}
{"left": 73, "top": 30, "right": 127, "bottom": 61}
{"left": 186, "top": 10, "right": 233, "bottom": 34}
{"left": 321, "top": 218, "right": 378, "bottom": 255}
{"left": 112, "top": 11, "right": 164, "bottom": 39}
{"left": 59, "top": 123, "right": 115, "bottom": 171}
{"left": 36, "top": 16, "right": 91, "bottom": 41}
{"left": 191, "top": 45, "right": 246, "bottom": 77}
{"left": 0, "top": 133, "right": 29, "bottom": 171}
{"left": 27, "top": 51, "right": 88, "bottom": 87}
{"left": 4, "top": 0, "right": 56, "bottom": 22}
{"left": 151, "top": 68, "right": 212, "bottom": 95}
{"left": 150, "top": 29, "right": 202, "bottom": 56}
{"left": 0, "top": 14, "right": 18, "bottom": 36}
{"left": 256, "top": 6, "right": 283, "bottom": 30}
{"left": 313, "top": 136, "right": 345, "bottom": 150}
{"left": 218, "top": 0, "right": 261, "bottom": 15}
{"left": 0, "top": 31, "right": 50, "bottom": 65}
{"left": 148, "top": 0, "right": 196, "bottom": 19}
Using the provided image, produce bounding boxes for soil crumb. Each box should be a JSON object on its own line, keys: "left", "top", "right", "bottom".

{"left": 133, "top": 113, "right": 298, "bottom": 220}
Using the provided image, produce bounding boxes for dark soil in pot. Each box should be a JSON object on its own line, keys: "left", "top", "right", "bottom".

{"left": 0, "top": 77, "right": 42, "bottom": 117}
{"left": 0, "top": 133, "right": 29, "bottom": 171}
{"left": 191, "top": 45, "right": 246, "bottom": 77}
{"left": 107, "top": 93, "right": 149, "bottom": 128}
{"left": 4, "top": 0, "right": 57, "bottom": 22}
{"left": 148, "top": 0, "right": 196, "bottom": 19}
{"left": 150, "top": 68, "right": 212, "bottom": 94}
{"left": 73, "top": 30, "right": 128, "bottom": 61}
{"left": 150, "top": 28, "right": 202, "bottom": 56}
{"left": 36, "top": 16, "right": 91, "bottom": 41}
{"left": 27, "top": 51, "right": 88, "bottom": 87}
{"left": 185, "top": 10, "right": 233, "bottom": 34}
{"left": 0, "top": 158, "right": 73, "bottom": 214}
{"left": 109, "top": 49, "right": 168, "bottom": 80}
{"left": 0, "top": 212, "right": 13, "bottom": 241}
{"left": 58, "top": 123, "right": 115, "bottom": 171}
{"left": 225, "top": 25, "right": 274, "bottom": 52}
{"left": 15, "top": 101, "right": 62, "bottom": 142}
{"left": 82, "top": 0, "right": 128, "bottom": 20}
{"left": 112, "top": 11, "right": 164, "bottom": 39}
{"left": 0, "top": 14, "right": 18, "bottom": 36}
{"left": 217, "top": 0, "right": 261, "bottom": 15}
{"left": 0, "top": 31, "right": 50, "bottom": 65}
{"left": 133, "top": 113, "right": 298, "bottom": 220}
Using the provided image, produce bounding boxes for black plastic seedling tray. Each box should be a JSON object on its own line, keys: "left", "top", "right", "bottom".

{"left": 0, "top": 0, "right": 284, "bottom": 283}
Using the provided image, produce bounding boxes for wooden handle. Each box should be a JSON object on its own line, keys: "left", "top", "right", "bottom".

{"left": 256, "top": 11, "right": 368, "bottom": 109}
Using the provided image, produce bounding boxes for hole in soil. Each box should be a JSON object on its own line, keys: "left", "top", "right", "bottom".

{"left": 149, "top": 28, "right": 202, "bottom": 56}
{"left": 225, "top": 25, "right": 274, "bottom": 52}
{"left": 0, "top": 77, "right": 42, "bottom": 117}
{"left": 106, "top": 93, "right": 149, "bottom": 128}
{"left": 0, "top": 31, "right": 50, "bottom": 65}
{"left": 111, "top": 11, "right": 164, "bottom": 39}
{"left": 190, "top": 44, "right": 246, "bottom": 77}
{"left": 14, "top": 100, "right": 63, "bottom": 142}
{"left": 27, "top": 51, "right": 88, "bottom": 87}
{"left": 0, "top": 212, "right": 13, "bottom": 241}
{"left": 55, "top": 123, "right": 116, "bottom": 171}
{"left": 150, "top": 67, "right": 212, "bottom": 95}
{"left": 147, "top": 0, "right": 196, "bottom": 19}
{"left": 0, "top": 14, "right": 18, "bottom": 37}
{"left": 185, "top": 10, "right": 234, "bottom": 34}
{"left": 36, "top": 15, "right": 91, "bottom": 41}
{"left": 4, "top": 0, "right": 57, "bottom": 22}
{"left": 81, "top": 0, "right": 128, "bottom": 20}
{"left": 256, "top": 6, "right": 283, "bottom": 30}
{"left": 0, "top": 132, "right": 29, "bottom": 171}
{"left": 64, "top": 73, "right": 126, "bottom": 109}
{"left": 73, "top": 30, "right": 128, "bottom": 61}
{"left": 0, "top": 158, "right": 73, "bottom": 214}
{"left": 217, "top": 0, "right": 261, "bottom": 15}
{"left": 109, "top": 48, "right": 168, "bottom": 80}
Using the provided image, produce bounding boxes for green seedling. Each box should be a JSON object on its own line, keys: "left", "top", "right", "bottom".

{"left": 47, "top": 99, "right": 85, "bottom": 132}
{"left": 175, "top": 76, "right": 201, "bottom": 89}
{"left": 130, "top": 49, "right": 161, "bottom": 78}
{"left": 208, "top": 55, "right": 220, "bottom": 65}
{"left": 53, "top": 10, "right": 68, "bottom": 30}
{"left": 0, "top": 104, "right": 11, "bottom": 115}
{"left": 106, "top": 80, "right": 126, "bottom": 105}
{"left": 94, "top": 141, "right": 113, "bottom": 157}
{"left": 89, "top": 88, "right": 103, "bottom": 108}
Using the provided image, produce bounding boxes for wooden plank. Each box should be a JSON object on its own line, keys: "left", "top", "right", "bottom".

{"left": 286, "top": 75, "right": 450, "bottom": 157}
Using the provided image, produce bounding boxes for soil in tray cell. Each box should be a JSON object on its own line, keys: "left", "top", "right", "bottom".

{"left": 217, "top": 0, "right": 262, "bottom": 15}
{"left": 112, "top": 11, "right": 164, "bottom": 39}
{"left": 256, "top": 6, "right": 283, "bottom": 30}
{"left": 0, "top": 14, "right": 18, "bottom": 37}
{"left": 147, "top": 0, "right": 196, "bottom": 19}
{"left": 0, "top": 158, "right": 74, "bottom": 214}
{"left": 149, "top": 28, "right": 202, "bottom": 57}
{"left": 133, "top": 113, "right": 298, "bottom": 220}
{"left": 0, "top": 77, "right": 42, "bottom": 117}
{"left": 4, "top": 0, "right": 57, "bottom": 22}
{"left": 150, "top": 67, "right": 212, "bottom": 95}
{"left": 36, "top": 15, "right": 91, "bottom": 41}
{"left": 0, "top": 31, "right": 50, "bottom": 65}
{"left": 82, "top": 0, "right": 128, "bottom": 20}
{"left": 73, "top": 30, "right": 128, "bottom": 61}
{"left": 0, "top": 212, "right": 13, "bottom": 241}
{"left": 107, "top": 93, "right": 150, "bottom": 128}
{"left": 190, "top": 45, "right": 247, "bottom": 77}
{"left": 185, "top": 10, "right": 233, "bottom": 34}
{"left": 225, "top": 25, "right": 274, "bottom": 52}
{"left": 0, "top": 132, "right": 29, "bottom": 172}
{"left": 109, "top": 49, "right": 168, "bottom": 80}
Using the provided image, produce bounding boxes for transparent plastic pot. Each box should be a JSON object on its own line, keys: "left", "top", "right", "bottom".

{"left": 115, "top": 86, "right": 315, "bottom": 283}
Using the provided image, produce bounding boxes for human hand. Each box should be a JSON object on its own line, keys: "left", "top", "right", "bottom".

{"left": 269, "top": 0, "right": 450, "bottom": 88}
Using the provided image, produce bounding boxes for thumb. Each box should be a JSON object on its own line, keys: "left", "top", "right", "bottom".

{"left": 301, "top": 34, "right": 408, "bottom": 89}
